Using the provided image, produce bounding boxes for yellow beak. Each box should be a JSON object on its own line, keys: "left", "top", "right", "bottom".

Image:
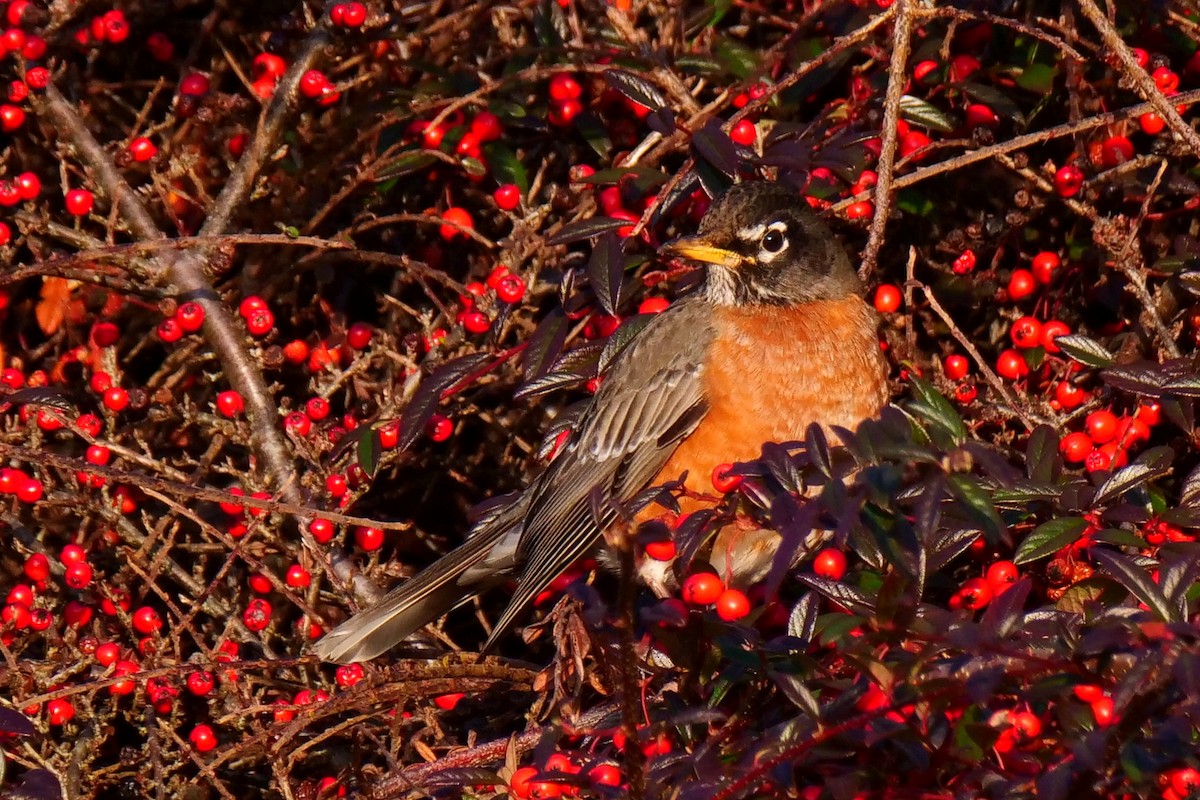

{"left": 658, "top": 236, "right": 746, "bottom": 269}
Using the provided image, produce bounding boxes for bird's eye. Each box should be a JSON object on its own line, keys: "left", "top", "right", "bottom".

{"left": 761, "top": 228, "right": 786, "bottom": 253}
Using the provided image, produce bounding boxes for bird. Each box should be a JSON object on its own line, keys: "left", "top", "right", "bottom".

{"left": 312, "top": 180, "right": 890, "bottom": 663}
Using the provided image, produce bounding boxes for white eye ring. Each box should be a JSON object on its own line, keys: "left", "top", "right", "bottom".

{"left": 761, "top": 228, "right": 786, "bottom": 253}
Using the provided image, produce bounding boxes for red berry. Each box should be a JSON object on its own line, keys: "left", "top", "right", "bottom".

{"left": 103, "top": 387, "right": 129, "bottom": 412}
{"left": 638, "top": 297, "right": 670, "bottom": 314}
{"left": 899, "top": 130, "right": 932, "bottom": 161}
{"left": 176, "top": 301, "right": 205, "bottom": 332}
{"left": 944, "top": 354, "right": 969, "bottom": 380}
{"left": 439, "top": 207, "right": 473, "bottom": 240}
{"left": 189, "top": 724, "right": 217, "bottom": 752}
{"left": 1059, "top": 431, "right": 1093, "bottom": 464}
{"left": 711, "top": 462, "right": 742, "bottom": 493}
{"left": 286, "top": 565, "right": 311, "bottom": 588}
{"left": 1054, "top": 381, "right": 1086, "bottom": 410}
{"left": 132, "top": 606, "right": 162, "bottom": 634}
{"left": 716, "top": 588, "right": 751, "bottom": 621}
{"left": 1090, "top": 696, "right": 1115, "bottom": 726}
{"left": 495, "top": 274, "right": 526, "bottom": 304}
{"left": 1135, "top": 401, "right": 1162, "bottom": 427}
{"left": 14, "top": 171, "right": 40, "bottom": 200}
{"left": 427, "top": 414, "right": 453, "bottom": 442}
{"left": 493, "top": 183, "right": 521, "bottom": 211}
{"left": 873, "top": 284, "right": 901, "bottom": 313}
{"left": 246, "top": 308, "right": 274, "bottom": 336}
{"left": 346, "top": 322, "right": 373, "bottom": 349}
{"left": 210, "top": 390, "right": 242, "bottom": 418}
{"left": 1085, "top": 409, "right": 1118, "bottom": 443}
{"left": 434, "top": 692, "right": 464, "bottom": 710}
{"left": 548, "top": 74, "right": 582, "bottom": 101}
{"left": 284, "top": 411, "right": 311, "bottom": 436}
{"left": 470, "top": 111, "right": 503, "bottom": 142}
{"left": 1031, "top": 252, "right": 1060, "bottom": 284}
{"left": 1040, "top": 320, "right": 1070, "bottom": 353}
{"left": 157, "top": 317, "right": 183, "bottom": 343}
{"left": 845, "top": 200, "right": 874, "bottom": 221}
{"left": 1010, "top": 316, "right": 1043, "bottom": 349}
{"left": 682, "top": 572, "right": 724, "bottom": 605}
{"left": 1053, "top": 165, "right": 1084, "bottom": 197}
{"left": 913, "top": 60, "right": 939, "bottom": 82}
{"left": 995, "top": 349, "right": 1028, "bottom": 380}
{"left": 306, "top": 397, "right": 330, "bottom": 421}
{"left": 957, "top": 577, "right": 994, "bottom": 610}
{"left": 243, "top": 598, "right": 272, "bottom": 631}
{"left": 46, "top": 698, "right": 74, "bottom": 726}
{"left": 1099, "top": 135, "right": 1134, "bottom": 168}
{"left": 64, "top": 560, "right": 93, "bottom": 589}
{"left": 309, "top": 517, "right": 335, "bottom": 543}
{"left": 65, "top": 189, "right": 94, "bottom": 216}
{"left": 964, "top": 103, "right": 999, "bottom": 129}
{"left": 354, "top": 526, "right": 385, "bottom": 551}
{"left": 1152, "top": 66, "right": 1180, "bottom": 94}
{"left": 24, "top": 554, "right": 50, "bottom": 582}
{"left": 986, "top": 560, "right": 1019, "bottom": 589}
{"left": 179, "top": 73, "right": 210, "bottom": 96}
{"left": 952, "top": 249, "right": 976, "bottom": 275}
{"left": 1139, "top": 111, "right": 1165, "bottom": 135}
{"left": 813, "top": 548, "right": 847, "bottom": 580}
{"left": 299, "top": 70, "right": 330, "bottom": 98}
{"left": 729, "top": 119, "right": 756, "bottom": 146}
{"left": 461, "top": 310, "right": 490, "bottom": 334}
{"left": 1007, "top": 268, "right": 1036, "bottom": 301}
{"left": 0, "top": 103, "right": 25, "bottom": 132}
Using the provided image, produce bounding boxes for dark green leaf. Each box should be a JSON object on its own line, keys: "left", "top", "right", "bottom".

{"left": 520, "top": 309, "right": 568, "bottom": 380}
{"left": 1014, "top": 62, "right": 1058, "bottom": 93}
{"left": 588, "top": 233, "right": 625, "bottom": 316}
{"left": 1025, "top": 425, "right": 1059, "bottom": 483}
{"left": 898, "top": 95, "right": 956, "bottom": 133}
{"left": 947, "top": 474, "right": 1004, "bottom": 540}
{"left": 482, "top": 142, "right": 529, "bottom": 193}
{"left": 1091, "top": 548, "right": 1176, "bottom": 622}
{"left": 1093, "top": 446, "right": 1174, "bottom": 506}
{"left": 713, "top": 37, "right": 758, "bottom": 79}
{"left": 547, "top": 216, "right": 631, "bottom": 246}
{"left": 375, "top": 150, "right": 437, "bottom": 181}
{"left": 358, "top": 428, "right": 383, "bottom": 478}
{"left": 907, "top": 375, "right": 968, "bottom": 445}
{"left": 1054, "top": 334, "right": 1115, "bottom": 368}
{"left": 602, "top": 69, "right": 667, "bottom": 112}
{"left": 1014, "top": 517, "right": 1088, "bottom": 565}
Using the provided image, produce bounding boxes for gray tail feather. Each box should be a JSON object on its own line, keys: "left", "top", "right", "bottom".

{"left": 311, "top": 522, "right": 511, "bottom": 663}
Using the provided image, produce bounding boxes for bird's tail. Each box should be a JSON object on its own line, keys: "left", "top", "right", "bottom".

{"left": 311, "top": 499, "right": 523, "bottom": 663}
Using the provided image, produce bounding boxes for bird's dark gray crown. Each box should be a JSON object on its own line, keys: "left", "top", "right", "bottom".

{"left": 699, "top": 182, "right": 861, "bottom": 306}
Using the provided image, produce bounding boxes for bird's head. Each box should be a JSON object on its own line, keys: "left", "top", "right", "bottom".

{"left": 658, "top": 182, "right": 861, "bottom": 306}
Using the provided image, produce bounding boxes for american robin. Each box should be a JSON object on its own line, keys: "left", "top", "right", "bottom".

{"left": 313, "top": 181, "right": 889, "bottom": 663}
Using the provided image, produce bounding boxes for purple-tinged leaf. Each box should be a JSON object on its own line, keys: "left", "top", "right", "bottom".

{"left": 1155, "top": 543, "right": 1200, "bottom": 615}
{"left": 796, "top": 574, "right": 876, "bottom": 615}
{"left": 1025, "top": 424, "right": 1059, "bottom": 483}
{"left": 691, "top": 120, "right": 740, "bottom": 179}
{"left": 397, "top": 352, "right": 492, "bottom": 452}
{"left": 520, "top": 308, "right": 568, "bottom": 380}
{"left": 787, "top": 592, "right": 820, "bottom": 645}
{"left": 645, "top": 107, "right": 676, "bottom": 135}
{"left": 1056, "top": 334, "right": 1115, "bottom": 368}
{"left": 5, "top": 769, "right": 62, "bottom": 800}
{"left": 1163, "top": 374, "right": 1200, "bottom": 397}
{"left": 602, "top": 69, "right": 667, "bottom": 112}
{"left": 1014, "top": 517, "right": 1089, "bottom": 565}
{"left": 1091, "top": 547, "right": 1175, "bottom": 622}
{"left": 805, "top": 422, "right": 832, "bottom": 479}
{"left": 588, "top": 232, "right": 625, "bottom": 316}
{"left": 979, "top": 578, "right": 1031, "bottom": 639}
{"left": 1101, "top": 363, "right": 1165, "bottom": 394}
{"left": 514, "top": 369, "right": 589, "bottom": 401}
{"left": 0, "top": 706, "right": 36, "bottom": 736}
{"left": 766, "top": 492, "right": 821, "bottom": 598}
{"left": 422, "top": 769, "right": 506, "bottom": 788}
{"left": 4, "top": 387, "right": 77, "bottom": 413}
{"left": 546, "top": 216, "right": 631, "bottom": 246}
{"left": 1092, "top": 446, "right": 1174, "bottom": 506}
{"left": 1183, "top": 463, "right": 1200, "bottom": 507}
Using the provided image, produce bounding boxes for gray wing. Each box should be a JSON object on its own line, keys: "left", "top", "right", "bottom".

{"left": 484, "top": 296, "right": 715, "bottom": 646}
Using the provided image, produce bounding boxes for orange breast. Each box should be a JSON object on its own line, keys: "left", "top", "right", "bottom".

{"left": 650, "top": 295, "right": 888, "bottom": 512}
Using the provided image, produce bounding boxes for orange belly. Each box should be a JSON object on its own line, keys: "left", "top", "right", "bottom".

{"left": 647, "top": 295, "right": 888, "bottom": 513}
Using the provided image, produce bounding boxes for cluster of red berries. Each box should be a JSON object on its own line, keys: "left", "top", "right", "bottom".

{"left": 1058, "top": 403, "right": 1160, "bottom": 472}
{"left": 949, "top": 559, "right": 1019, "bottom": 611}
{"left": 456, "top": 264, "right": 527, "bottom": 334}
